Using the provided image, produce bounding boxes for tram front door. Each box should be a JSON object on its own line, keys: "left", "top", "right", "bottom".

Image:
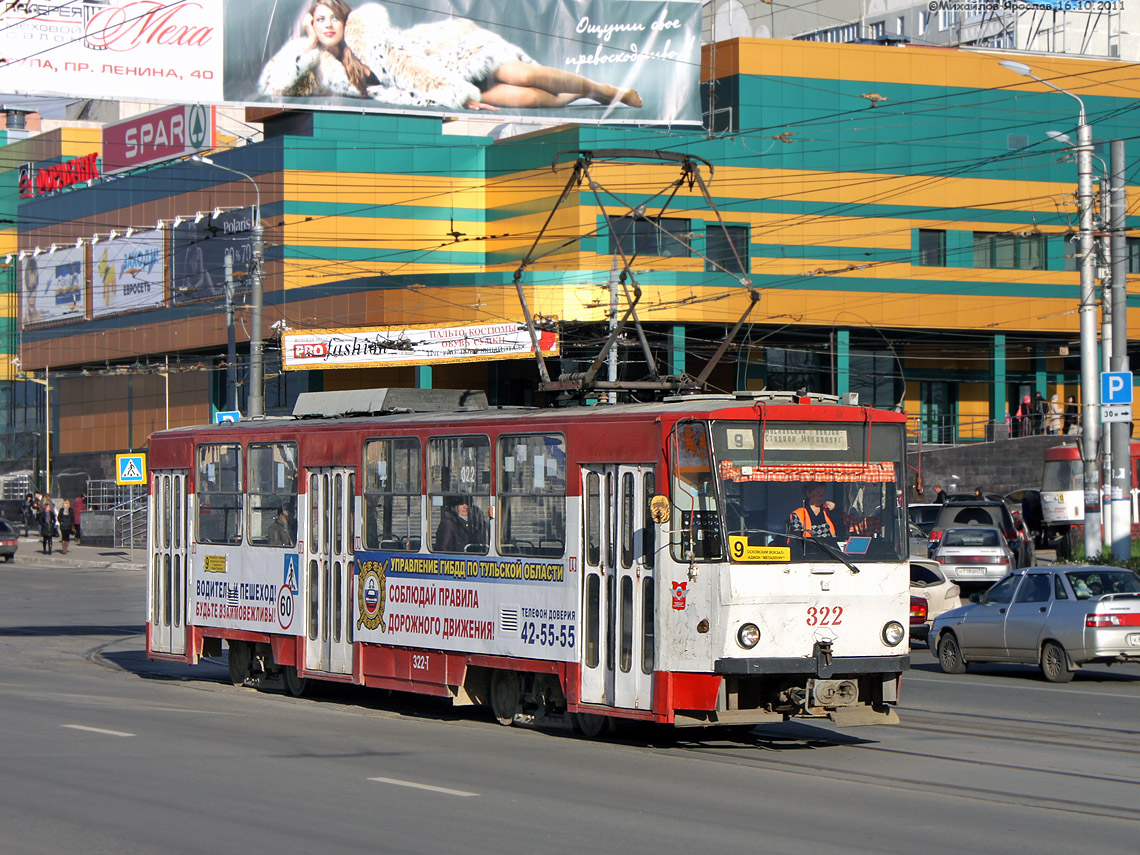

{"left": 304, "top": 467, "right": 355, "bottom": 675}
{"left": 580, "top": 464, "right": 656, "bottom": 711}
{"left": 149, "top": 470, "right": 189, "bottom": 656}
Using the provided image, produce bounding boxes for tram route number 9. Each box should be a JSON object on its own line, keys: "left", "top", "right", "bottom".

{"left": 521, "top": 621, "right": 575, "bottom": 648}
{"left": 805, "top": 606, "right": 843, "bottom": 626}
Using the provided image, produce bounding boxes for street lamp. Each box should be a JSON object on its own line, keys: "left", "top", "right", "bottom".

{"left": 1000, "top": 59, "right": 1101, "bottom": 557}
{"left": 190, "top": 154, "right": 265, "bottom": 418}
{"left": 1046, "top": 129, "right": 1117, "bottom": 548}
{"left": 20, "top": 367, "right": 51, "bottom": 497}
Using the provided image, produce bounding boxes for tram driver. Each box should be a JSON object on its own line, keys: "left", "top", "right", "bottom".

{"left": 788, "top": 482, "right": 845, "bottom": 546}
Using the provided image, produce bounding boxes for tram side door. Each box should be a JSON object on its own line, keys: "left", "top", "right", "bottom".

{"left": 149, "top": 470, "right": 189, "bottom": 656}
{"left": 580, "top": 465, "right": 655, "bottom": 710}
{"left": 304, "top": 467, "right": 354, "bottom": 675}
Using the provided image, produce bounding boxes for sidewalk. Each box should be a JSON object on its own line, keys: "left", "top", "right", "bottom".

{"left": 14, "top": 534, "right": 145, "bottom": 571}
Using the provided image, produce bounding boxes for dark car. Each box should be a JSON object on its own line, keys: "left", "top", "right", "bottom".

{"left": 908, "top": 503, "right": 942, "bottom": 536}
{"left": 0, "top": 519, "right": 18, "bottom": 561}
{"left": 945, "top": 492, "right": 1004, "bottom": 503}
{"left": 929, "top": 500, "right": 1028, "bottom": 569}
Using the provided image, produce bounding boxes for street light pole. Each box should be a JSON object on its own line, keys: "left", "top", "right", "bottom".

{"left": 1108, "top": 139, "right": 1132, "bottom": 559}
{"left": 190, "top": 154, "right": 264, "bottom": 418}
{"left": 22, "top": 368, "right": 50, "bottom": 497}
{"left": 1001, "top": 60, "right": 1101, "bottom": 557}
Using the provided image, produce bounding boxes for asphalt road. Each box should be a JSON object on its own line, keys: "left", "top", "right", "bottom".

{"left": 1, "top": 552, "right": 1138, "bottom": 855}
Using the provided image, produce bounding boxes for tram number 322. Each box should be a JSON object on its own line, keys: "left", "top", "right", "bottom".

{"left": 805, "top": 606, "right": 844, "bottom": 626}
{"left": 521, "top": 621, "right": 577, "bottom": 648}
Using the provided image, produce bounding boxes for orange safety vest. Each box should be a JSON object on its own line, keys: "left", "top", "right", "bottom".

{"left": 791, "top": 505, "right": 836, "bottom": 537}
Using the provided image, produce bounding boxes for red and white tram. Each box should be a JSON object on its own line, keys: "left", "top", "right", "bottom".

{"left": 147, "top": 389, "right": 911, "bottom": 732}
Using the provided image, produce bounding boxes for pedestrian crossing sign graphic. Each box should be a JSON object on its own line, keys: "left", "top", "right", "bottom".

{"left": 116, "top": 454, "right": 147, "bottom": 485}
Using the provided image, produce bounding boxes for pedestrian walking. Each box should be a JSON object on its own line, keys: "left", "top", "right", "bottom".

{"left": 1064, "top": 396, "right": 1079, "bottom": 434}
{"left": 58, "top": 499, "right": 74, "bottom": 554}
{"left": 21, "top": 493, "right": 35, "bottom": 537}
{"left": 72, "top": 491, "right": 86, "bottom": 544}
{"left": 39, "top": 501, "right": 57, "bottom": 554}
{"left": 1018, "top": 395, "right": 1033, "bottom": 437}
{"left": 1047, "top": 394, "right": 1063, "bottom": 435}
{"left": 1033, "top": 392, "right": 1048, "bottom": 435}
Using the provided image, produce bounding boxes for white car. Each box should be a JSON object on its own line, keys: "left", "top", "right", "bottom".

{"left": 909, "top": 559, "right": 960, "bottom": 642}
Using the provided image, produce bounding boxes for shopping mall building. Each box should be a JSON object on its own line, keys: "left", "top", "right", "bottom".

{"left": 2, "top": 38, "right": 1137, "bottom": 490}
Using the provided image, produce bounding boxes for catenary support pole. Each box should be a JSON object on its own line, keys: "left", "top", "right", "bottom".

{"left": 1109, "top": 140, "right": 1132, "bottom": 558}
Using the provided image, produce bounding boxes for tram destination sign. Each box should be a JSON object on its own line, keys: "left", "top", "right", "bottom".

{"left": 282, "top": 324, "right": 560, "bottom": 370}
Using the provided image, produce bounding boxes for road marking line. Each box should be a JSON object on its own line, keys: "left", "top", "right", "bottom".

{"left": 367, "top": 777, "right": 478, "bottom": 797}
{"left": 61, "top": 724, "right": 135, "bottom": 737}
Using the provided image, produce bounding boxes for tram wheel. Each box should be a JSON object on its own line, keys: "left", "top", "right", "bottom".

{"left": 227, "top": 641, "right": 250, "bottom": 686}
{"left": 572, "top": 712, "right": 614, "bottom": 739}
{"left": 283, "top": 665, "right": 308, "bottom": 697}
{"left": 489, "top": 670, "right": 520, "bottom": 726}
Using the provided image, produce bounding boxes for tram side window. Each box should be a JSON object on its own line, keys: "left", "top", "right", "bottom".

{"left": 363, "top": 437, "right": 422, "bottom": 551}
{"left": 428, "top": 435, "right": 491, "bottom": 555}
{"left": 197, "top": 443, "right": 242, "bottom": 545}
{"left": 670, "top": 422, "right": 722, "bottom": 561}
{"left": 247, "top": 442, "right": 298, "bottom": 547}
{"left": 497, "top": 434, "right": 566, "bottom": 557}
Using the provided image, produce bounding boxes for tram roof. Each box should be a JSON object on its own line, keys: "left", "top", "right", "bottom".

{"left": 150, "top": 390, "right": 904, "bottom": 441}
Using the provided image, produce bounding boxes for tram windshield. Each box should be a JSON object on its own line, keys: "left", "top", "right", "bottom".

{"left": 1042, "top": 457, "right": 1081, "bottom": 493}
{"left": 675, "top": 420, "right": 906, "bottom": 564}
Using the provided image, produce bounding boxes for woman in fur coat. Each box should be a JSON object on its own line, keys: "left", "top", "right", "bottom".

{"left": 259, "top": 1, "right": 642, "bottom": 111}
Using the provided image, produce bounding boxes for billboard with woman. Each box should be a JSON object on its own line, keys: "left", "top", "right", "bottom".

{"left": 225, "top": 0, "right": 701, "bottom": 125}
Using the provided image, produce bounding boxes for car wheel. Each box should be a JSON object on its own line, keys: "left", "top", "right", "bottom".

{"left": 1040, "top": 641, "right": 1073, "bottom": 684}
{"left": 4, "top": 554, "right": 12, "bottom": 562}
{"left": 936, "top": 632, "right": 967, "bottom": 675}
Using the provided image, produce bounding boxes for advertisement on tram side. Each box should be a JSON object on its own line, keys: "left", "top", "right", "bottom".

{"left": 354, "top": 551, "right": 579, "bottom": 661}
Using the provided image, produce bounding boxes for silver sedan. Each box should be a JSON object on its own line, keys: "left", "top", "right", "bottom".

{"left": 930, "top": 526, "right": 1013, "bottom": 586}
{"left": 930, "top": 566, "right": 1140, "bottom": 682}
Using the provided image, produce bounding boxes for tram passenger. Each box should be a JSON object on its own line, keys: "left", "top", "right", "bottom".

{"left": 435, "top": 495, "right": 475, "bottom": 553}
{"left": 267, "top": 508, "right": 292, "bottom": 546}
{"left": 788, "top": 482, "right": 843, "bottom": 545}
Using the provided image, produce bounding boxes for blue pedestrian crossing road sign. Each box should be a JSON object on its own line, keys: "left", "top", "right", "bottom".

{"left": 116, "top": 454, "right": 147, "bottom": 485}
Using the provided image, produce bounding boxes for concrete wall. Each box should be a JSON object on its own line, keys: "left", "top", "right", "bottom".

{"left": 910, "top": 435, "right": 1076, "bottom": 502}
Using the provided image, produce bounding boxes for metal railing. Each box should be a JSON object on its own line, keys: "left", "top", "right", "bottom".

{"left": 0, "top": 474, "right": 35, "bottom": 501}
{"left": 105, "top": 483, "right": 147, "bottom": 549}
{"left": 87, "top": 480, "right": 141, "bottom": 512}
{"left": 906, "top": 414, "right": 1081, "bottom": 446}
{"left": 115, "top": 501, "right": 147, "bottom": 549}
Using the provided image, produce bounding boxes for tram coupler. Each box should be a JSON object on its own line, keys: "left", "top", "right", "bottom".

{"left": 813, "top": 640, "right": 834, "bottom": 678}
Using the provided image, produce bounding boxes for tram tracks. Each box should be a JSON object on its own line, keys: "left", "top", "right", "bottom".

{"left": 895, "top": 706, "right": 1140, "bottom": 755}
{"left": 667, "top": 712, "right": 1140, "bottom": 823}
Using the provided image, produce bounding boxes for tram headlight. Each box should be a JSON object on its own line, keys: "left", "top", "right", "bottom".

{"left": 737, "top": 623, "right": 760, "bottom": 649}
{"left": 882, "top": 620, "right": 905, "bottom": 647}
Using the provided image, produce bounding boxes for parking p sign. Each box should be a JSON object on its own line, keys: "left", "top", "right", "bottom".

{"left": 1101, "top": 372, "right": 1133, "bottom": 405}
